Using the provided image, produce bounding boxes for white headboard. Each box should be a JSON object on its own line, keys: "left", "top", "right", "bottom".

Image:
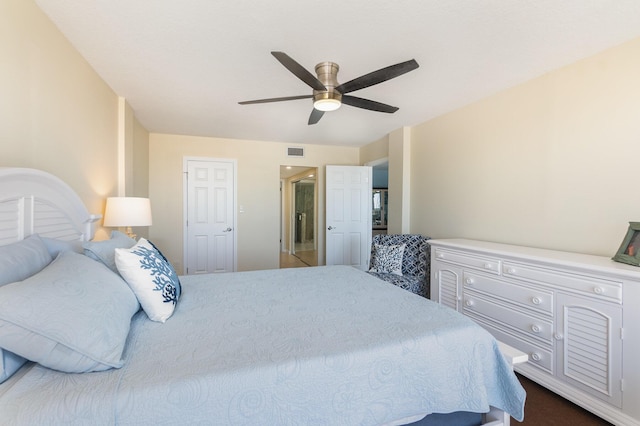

{"left": 0, "top": 168, "right": 101, "bottom": 246}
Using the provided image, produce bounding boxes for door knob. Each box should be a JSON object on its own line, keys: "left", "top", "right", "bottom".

{"left": 328, "top": 226, "right": 336, "bottom": 230}
{"left": 223, "top": 227, "right": 232, "bottom": 232}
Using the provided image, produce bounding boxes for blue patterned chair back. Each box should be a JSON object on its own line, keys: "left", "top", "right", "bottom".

{"left": 371, "top": 234, "right": 430, "bottom": 278}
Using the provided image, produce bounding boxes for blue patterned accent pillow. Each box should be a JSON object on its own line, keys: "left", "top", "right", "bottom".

{"left": 115, "top": 238, "right": 181, "bottom": 323}
{"left": 369, "top": 243, "right": 405, "bottom": 276}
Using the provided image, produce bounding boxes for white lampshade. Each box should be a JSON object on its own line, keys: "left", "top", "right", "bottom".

{"left": 103, "top": 197, "right": 152, "bottom": 227}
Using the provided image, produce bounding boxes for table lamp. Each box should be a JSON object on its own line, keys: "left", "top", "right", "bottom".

{"left": 103, "top": 197, "right": 152, "bottom": 239}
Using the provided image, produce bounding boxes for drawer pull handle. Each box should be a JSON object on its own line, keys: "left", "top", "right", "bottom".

{"left": 531, "top": 324, "right": 541, "bottom": 333}
{"left": 554, "top": 333, "right": 563, "bottom": 341}
{"left": 437, "top": 253, "right": 444, "bottom": 259}
{"left": 506, "top": 268, "right": 515, "bottom": 274}
{"left": 531, "top": 296, "right": 542, "bottom": 305}
{"left": 531, "top": 352, "right": 542, "bottom": 362}
{"left": 593, "top": 287, "right": 604, "bottom": 295}
{"left": 465, "top": 278, "right": 474, "bottom": 285}
{"left": 464, "top": 300, "right": 474, "bottom": 307}
{"left": 484, "top": 263, "right": 492, "bottom": 269}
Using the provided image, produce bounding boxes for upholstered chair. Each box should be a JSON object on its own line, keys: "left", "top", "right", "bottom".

{"left": 367, "top": 234, "right": 431, "bottom": 298}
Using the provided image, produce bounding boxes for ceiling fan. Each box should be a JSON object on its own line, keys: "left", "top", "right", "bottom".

{"left": 239, "top": 51, "right": 419, "bottom": 125}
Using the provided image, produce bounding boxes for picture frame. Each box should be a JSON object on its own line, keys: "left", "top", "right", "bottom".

{"left": 612, "top": 222, "right": 640, "bottom": 266}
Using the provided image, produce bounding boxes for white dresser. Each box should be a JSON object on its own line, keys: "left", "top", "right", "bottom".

{"left": 429, "top": 239, "right": 640, "bottom": 426}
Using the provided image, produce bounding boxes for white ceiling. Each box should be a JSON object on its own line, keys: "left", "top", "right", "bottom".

{"left": 35, "top": 0, "right": 640, "bottom": 148}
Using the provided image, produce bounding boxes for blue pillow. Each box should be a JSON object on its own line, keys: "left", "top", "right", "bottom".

{"left": 0, "top": 348, "right": 27, "bottom": 384}
{"left": 41, "top": 236, "right": 84, "bottom": 258}
{"left": 115, "top": 238, "right": 181, "bottom": 323}
{"left": 83, "top": 230, "right": 136, "bottom": 273}
{"left": 0, "top": 234, "right": 52, "bottom": 287}
{"left": 0, "top": 234, "right": 52, "bottom": 382}
{"left": 0, "top": 251, "right": 139, "bottom": 373}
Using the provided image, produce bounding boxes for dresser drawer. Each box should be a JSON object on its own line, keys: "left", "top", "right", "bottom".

{"left": 463, "top": 272, "right": 553, "bottom": 316}
{"left": 502, "top": 262, "right": 622, "bottom": 303}
{"left": 463, "top": 292, "right": 554, "bottom": 344}
{"left": 434, "top": 248, "right": 501, "bottom": 275}
{"left": 475, "top": 318, "right": 554, "bottom": 374}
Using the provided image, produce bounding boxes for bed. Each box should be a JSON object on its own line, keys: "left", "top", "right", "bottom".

{"left": 0, "top": 168, "right": 525, "bottom": 425}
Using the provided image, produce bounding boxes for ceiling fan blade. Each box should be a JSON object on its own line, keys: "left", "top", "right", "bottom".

{"left": 335, "top": 59, "right": 419, "bottom": 94}
{"left": 342, "top": 95, "right": 399, "bottom": 113}
{"left": 238, "top": 94, "right": 313, "bottom": 105}
{"left": 271, "top": 51, "right": 327, "bottom": 91}
{"left": 308, "top": 108, "right": 324, "bottom": 125}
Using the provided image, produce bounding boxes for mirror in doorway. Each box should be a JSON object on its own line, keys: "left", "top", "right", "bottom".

{"left": 280, "top": 166, "right": 318, "bottom": 268}
{"left": 370, "top": 159, "right": 389, "bottom": 237}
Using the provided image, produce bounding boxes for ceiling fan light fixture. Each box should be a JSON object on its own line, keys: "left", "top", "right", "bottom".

{"left": 313, "top": 98, "right": 341, "bottom": 112}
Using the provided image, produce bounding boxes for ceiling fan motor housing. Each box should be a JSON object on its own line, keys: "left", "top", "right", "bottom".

{"left": 313, "top": 62, "right": 342, "bottom": 104}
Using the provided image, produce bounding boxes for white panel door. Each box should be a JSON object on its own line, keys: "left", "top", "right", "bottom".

{"left": 325, "top": 165, "right": 372, "bottom": 270}
{"left": 185, "top": 159, "right": 236, "bottom": 274}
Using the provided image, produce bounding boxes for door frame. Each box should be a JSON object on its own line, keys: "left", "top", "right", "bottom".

{"left": 280, "top": 179, "right": 286, "bottom": 253}
{"left": 183, "top": 156, "right": 238, "bottom": 273}
{"left": 280, "top": 166, "right": 318, "bottom": 260}
{"left": 289, "top": 176, "right": 317, "bottom": 257}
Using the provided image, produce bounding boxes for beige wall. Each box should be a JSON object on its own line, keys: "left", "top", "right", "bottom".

{"left": 120, "top": 98, "right": 151, "bottom": 239}
{"left": 0, "top": 0, "right": 150, "bottom": 241}
{"left": 8, "top": 0, "right": 638, "bottom": 260}
{"left": 0, "top": 0, "right": 120, "bottom": 239}
{"left": 410, "top": 37, "right": 640, "bottom": 256}
{"left": 360, "top": 135, "right": 389, "bottom": 165}
{"left": 149, "top": 133, "right": 359, "bottom": 273}
{"left": 132, "top": 116, "right": 150, "bottom": 199}
{"left": 388, "top": 127, "right": 411, "bottom": 234}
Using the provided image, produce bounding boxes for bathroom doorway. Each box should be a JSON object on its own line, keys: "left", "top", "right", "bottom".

{"left": 280, "top": 166, "right": 318, "bottom": 268}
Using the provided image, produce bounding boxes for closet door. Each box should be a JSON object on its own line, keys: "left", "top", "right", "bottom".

{"left": 184, "top": 159, "right": 236, "bottom": 274}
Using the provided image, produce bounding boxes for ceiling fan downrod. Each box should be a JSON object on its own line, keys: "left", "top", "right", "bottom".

{"left": 313, "top": 62, "right": 342, "bottom": 111}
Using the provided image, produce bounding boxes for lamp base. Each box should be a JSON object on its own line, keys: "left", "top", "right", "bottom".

{"left": 125, "top": 226, "right": 137, "bottom": 240}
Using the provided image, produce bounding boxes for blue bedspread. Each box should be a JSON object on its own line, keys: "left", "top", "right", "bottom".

{"left": 0, "top": 265, "right": 525, "bottom": 425}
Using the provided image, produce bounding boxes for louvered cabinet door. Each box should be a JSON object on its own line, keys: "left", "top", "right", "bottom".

{"left": 555, "top": 293, "right": 623, "bottom": 408}
{"left": 431, "top": 263, "right": 463, "bottom": 312}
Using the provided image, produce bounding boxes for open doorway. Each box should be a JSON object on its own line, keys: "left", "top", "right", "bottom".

{"left": 280, "top": 166, "right": 318, "bottom": 268}
{"left": 366, "top": 157, "right": 389, "bottom": 237}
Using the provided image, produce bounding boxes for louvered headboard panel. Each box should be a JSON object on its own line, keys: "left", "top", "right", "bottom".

{"left": 0, "top": 168, "right": 101, "bottom": 247}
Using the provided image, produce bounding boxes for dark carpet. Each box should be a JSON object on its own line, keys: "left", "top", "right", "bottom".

{"left": 516, "top": 374, "right": 613, "bottom": 425}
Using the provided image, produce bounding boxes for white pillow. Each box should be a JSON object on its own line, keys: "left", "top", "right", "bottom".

{"left": 115, "top": 238, "right": 182, "bottom": 323}
{"left": 369, "top": 243, "right": 406, "bottom": 276}
{"left": 0, "top": 251, "right": 139, "bottom": 373}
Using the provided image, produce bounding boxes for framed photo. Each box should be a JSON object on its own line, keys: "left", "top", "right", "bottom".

{"left": 612, "top": 222, "right": 640, "bottom": 266}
